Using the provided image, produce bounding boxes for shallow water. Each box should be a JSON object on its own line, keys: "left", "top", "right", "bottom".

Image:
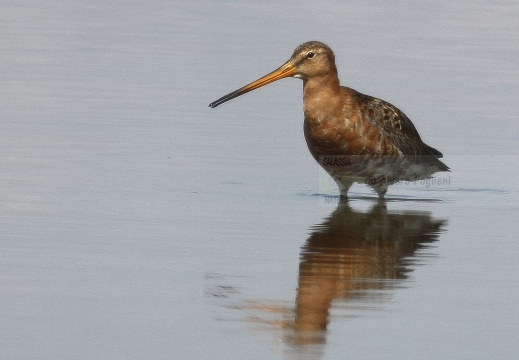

{"left": 1, "top": 1, "right": 518, "bottom": 359}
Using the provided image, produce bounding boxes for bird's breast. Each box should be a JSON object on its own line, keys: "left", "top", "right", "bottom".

{"left": 304, "top": 111, "right": 403, "bottom": 162}
{"left": 304, "top": 111, "right": 368, "bottom": 158}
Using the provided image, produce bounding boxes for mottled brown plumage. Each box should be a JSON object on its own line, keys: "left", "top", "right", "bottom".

{"left": 209, "top": 41, "right": 449, "bottom": 198}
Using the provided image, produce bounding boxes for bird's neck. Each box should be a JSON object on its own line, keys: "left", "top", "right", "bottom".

{"left": 302, "top": 72, "right": 342, "bottom": 120}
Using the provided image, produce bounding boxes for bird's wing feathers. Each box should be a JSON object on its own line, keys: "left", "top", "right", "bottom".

{"left": 352, "top": 91, "right": 442, "bottom": 156}
{"left": 365, "top": 97, "right": 421, "bottom": 140}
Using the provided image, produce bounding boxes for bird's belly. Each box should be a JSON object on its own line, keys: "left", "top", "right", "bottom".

{"left": 320, "top": 154, "right": 442, "bottom": 186}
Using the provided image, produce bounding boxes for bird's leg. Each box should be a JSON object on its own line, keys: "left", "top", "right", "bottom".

{"left": 373, "top": 185, "right": 388, "bottom": 199}
{"left": 335, "top": 177, "right": 352, "bottom": 198}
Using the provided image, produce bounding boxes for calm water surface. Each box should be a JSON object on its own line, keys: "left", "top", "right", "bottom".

{"left": 1, "top": 1, "right": 518, "bottom": 359}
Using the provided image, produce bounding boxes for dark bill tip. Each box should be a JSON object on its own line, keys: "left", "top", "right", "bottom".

{"left": 208, "top": 89, "right": 242, "bottom": 108}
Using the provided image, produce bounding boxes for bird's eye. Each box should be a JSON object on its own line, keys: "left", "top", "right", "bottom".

{"left": 306, "top": 51, "right": 315, "bottom": 59}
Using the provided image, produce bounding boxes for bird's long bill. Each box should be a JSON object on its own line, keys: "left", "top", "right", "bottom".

{"left": 209, "top": 61, "right": 296, "bottom": 108}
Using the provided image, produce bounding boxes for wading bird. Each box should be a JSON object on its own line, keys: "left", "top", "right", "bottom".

{"left": 209, "top": 41, "right": 449, "bottom": 198}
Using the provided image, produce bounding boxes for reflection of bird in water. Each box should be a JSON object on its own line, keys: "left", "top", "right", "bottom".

{"left": 209, "top": 41, "right": 449, "bottom": 198}
{"left": 246, "top": 201, "right": 447, "bottom": 347}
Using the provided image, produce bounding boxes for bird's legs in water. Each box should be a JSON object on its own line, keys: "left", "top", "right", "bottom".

{"left": 334, "top": 176, "right": 388, "bottom": 199}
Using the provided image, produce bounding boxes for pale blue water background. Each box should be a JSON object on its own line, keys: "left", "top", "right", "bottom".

{"left": 1, "top": 1, "right": 518, "bottom": 359}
